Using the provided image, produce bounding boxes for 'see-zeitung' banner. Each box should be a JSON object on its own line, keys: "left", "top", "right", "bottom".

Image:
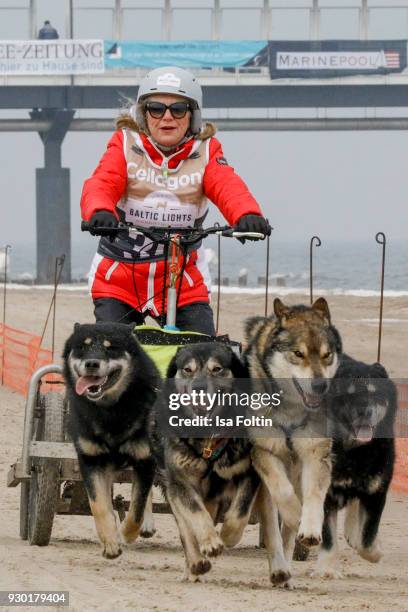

{"left": 0, "top": 39, "right": 104, "bottom": 75}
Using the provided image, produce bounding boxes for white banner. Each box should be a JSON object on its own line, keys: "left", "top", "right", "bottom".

{"left": 0, "top": 39, "right": 104, "bottom": 75}
{"left": 277, "top": 51, "right": 399, "bottom": 71}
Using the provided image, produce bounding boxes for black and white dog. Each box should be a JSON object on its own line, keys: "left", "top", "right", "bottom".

{"left": 150, "top": 342, "right": 259, "bottom": 581}
{"left": 63, "top": 322, "right": 160, "bottom": 559}
{"left": 314, "top": 355, "right": 397, "bottom": 578}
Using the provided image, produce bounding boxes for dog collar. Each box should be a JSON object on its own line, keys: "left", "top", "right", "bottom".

{"left": 202, "top": 437, "right": 228, "bottom": 461}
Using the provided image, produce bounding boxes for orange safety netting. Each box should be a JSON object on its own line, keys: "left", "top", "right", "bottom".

{"left": 0, "top": 323, "right": 62, "bottom": 395}
{"left": 393, "top": 383, "right": 408, "bottom": 494}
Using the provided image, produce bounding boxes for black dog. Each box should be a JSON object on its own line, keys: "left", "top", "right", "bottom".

{"left": 314, "top": 355, "right": 397, "bottom": 578}
{"left": 150, "top": 342, "right": 259, "bottom": 581}
{"left": 63, "top": 322, "right": 160, "bottom": 559}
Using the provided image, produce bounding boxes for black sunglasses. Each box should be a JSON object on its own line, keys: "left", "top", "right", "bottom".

{"left": 144, "top": 101, "right": 191, "bottom": 119}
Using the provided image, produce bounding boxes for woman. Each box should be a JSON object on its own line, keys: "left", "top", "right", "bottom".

{"left": 81, "top": 66, "right": 270, "bottom": 335}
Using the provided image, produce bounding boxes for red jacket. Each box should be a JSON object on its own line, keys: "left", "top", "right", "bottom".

{"left": 83, "top": 131, "right": 264, "bottom": 314}
{"left": 81, "top": 131, "right": 262, "bottom": 225}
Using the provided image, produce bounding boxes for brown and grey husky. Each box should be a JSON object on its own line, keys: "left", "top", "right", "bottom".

{"left": 244, "top": 297, "right": 342, "bottom": 586}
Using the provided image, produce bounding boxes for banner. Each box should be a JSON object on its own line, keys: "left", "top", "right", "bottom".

{"left": 0, "top": 39, "right": 104, "bottom": 75}
{"left": 269, "top": 40, "right": 407, "bottom": 79}
{"left": 2, "top": 38, "right": 406, "bottom": 77}
{"left": 105, "top": 40, "right": 268, "bottom": 69}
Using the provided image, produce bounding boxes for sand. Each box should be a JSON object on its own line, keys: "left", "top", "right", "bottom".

{"left": 3, "top": 286, "right": 408, "bottom": 376}
{"left": 0, "top": 287, "right": 407, "bottom": 611}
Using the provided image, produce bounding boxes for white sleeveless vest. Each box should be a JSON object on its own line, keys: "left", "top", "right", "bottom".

{"left": 98, "top": 130, "right": 210, "bottom": 263}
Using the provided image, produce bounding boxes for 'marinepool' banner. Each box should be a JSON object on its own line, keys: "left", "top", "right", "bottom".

{"left": 105, "top": 40, "right": 268, "bottom": 69}
{"left": 0, "top": 39, "right": 104, "bottom": 75}
{"left": 269, "top": 40, "right": 407, "bottom": 79}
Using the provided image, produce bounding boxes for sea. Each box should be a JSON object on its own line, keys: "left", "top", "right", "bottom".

{"left": 3, "top": 237, "right": 408, "bottom": 297}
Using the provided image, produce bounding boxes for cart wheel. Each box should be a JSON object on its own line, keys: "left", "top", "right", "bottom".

{"left": 19, "top": 481, "right": 30, "bottom": 540}
{"left": 28, "top": 392, "right": 65, "bottom": 546}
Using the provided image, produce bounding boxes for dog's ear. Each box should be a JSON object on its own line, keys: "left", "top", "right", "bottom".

{"left": 229, "top": 351, "right": 249, "bottom": 378}
{"left": 74, "top": 322, "right": 81, "bottom": 332}
{"left": 244, "top": 316, "right": 266, "bottom": 342}
{"left": 273, "top": 298, "right": 290, "bottom": 322}
{"left": 371, "top": 362, "right": 388, "bottom": 379}
{"left": 166, "top": 352, "right": 180, "bottom": 379}
{"left": 312, "top": 297, "right": 331, "bottom": 324}
{"left": 332, "top": 326, "right": 342, "bottom": 356}
{"left": 128, "top": 324, "right": 140, "bottom": 346}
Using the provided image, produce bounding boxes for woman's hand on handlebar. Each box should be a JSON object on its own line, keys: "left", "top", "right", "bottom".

{"left": 234, "top": 214, "right": 272, "bottom": 242}
{"left": 81, "top": 219, "right": 270, "bottom": 244}
{"left": 88, "top": 211, "right": 118, "bottom": 237}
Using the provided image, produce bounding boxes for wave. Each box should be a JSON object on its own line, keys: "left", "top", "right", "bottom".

{"left": 5, "top": 283, "right": 408, "bottom": 298}
{"left": 209, "top": 286, "right": 408, "bottom": 298}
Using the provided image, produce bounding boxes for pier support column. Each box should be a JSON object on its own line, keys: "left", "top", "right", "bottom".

{"left": 31, "top": 108, "right": 75, "bottom": 284}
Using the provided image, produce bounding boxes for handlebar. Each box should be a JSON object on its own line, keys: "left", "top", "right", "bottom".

{"left": 81, "top": 221, "right": 267, "bottom": 244}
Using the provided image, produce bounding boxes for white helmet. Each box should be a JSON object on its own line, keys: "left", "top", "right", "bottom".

{"left": 133, "top": 66, "right": 202, "bottom": 135}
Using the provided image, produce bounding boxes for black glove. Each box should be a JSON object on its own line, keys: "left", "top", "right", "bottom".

{"left": 89, "top": 211, "right": 118, "bottom": 237}
{"left": 234, "top": 214, "right": 272, "bottom": 241}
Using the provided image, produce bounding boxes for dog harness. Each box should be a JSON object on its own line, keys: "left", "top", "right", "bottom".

{"left": 182, "top": 437, "right": 229, "bottom": 480}
{"left": 201, "top": 438, "right": 230, "bottom": 479}
{"left": 278, "top": 415, "right": 310, "bottom": 452}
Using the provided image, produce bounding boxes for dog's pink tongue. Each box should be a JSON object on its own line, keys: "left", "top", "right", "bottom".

{"left": 356, "top": 425, "right": 373, "bottom": 443}
{"left": 75, "top": 376, "right": 105, "bottom": 396}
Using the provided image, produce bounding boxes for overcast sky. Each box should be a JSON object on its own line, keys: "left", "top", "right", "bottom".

{"left": 1, "top": 0, "right": 407, "bottom": 252}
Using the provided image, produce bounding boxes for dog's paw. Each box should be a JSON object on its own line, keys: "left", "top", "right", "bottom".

{"left": 121, "top": 521, "right": 140, "bottom": 544}
{"left": 272, "top": 578, "right": 294, "bottom": 590}
{"left": 297, "top": 530, "right": 322, "bottom": 548}
{"left": 190, "top": 559, "right": 212, "bottom": 576}
{"left": 358, "top": 542, "right": 382, "bottom": 563}
{"left": 311, "top": 567, "right": 343, "bottom": 579}
{"left": 270, "top": 569, "right": 292, "bottom": 586}
{"left": 182, "top": 560, "right": 211, "bottom": 581}
{"left": 140, "top": 526, "right": 156, "bottom": 538}
{"left": 102, "top": 542, "right": 122, "bottom": 559}
{"left": 140, "top": 513, "right": 156, "bottom": 538}
{"left": 199, "top": 533, "right": 224, "bottom": 558}
{"left": 297, "top": 533, "right": 322, "bottom": 548}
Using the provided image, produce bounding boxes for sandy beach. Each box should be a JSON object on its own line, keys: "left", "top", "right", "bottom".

{"left": 0, "top": 287, "right": 407, "bottom": 611}
{"left": 3, "top": 286, "right": 408, "bottom": 376}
